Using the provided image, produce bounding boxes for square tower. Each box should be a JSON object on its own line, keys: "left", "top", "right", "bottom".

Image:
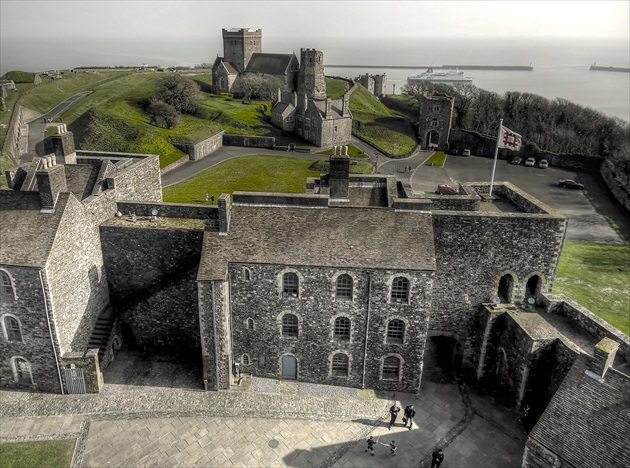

{"left": 298, "top": 49, "right": 327, "bottom": 100}
{"left": 222, "top": 28, "right": 262, "bottom": 73}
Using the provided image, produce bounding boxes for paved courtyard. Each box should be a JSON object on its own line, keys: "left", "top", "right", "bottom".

{"left": 0, "top": 375, "right": 526, "bottom": 467}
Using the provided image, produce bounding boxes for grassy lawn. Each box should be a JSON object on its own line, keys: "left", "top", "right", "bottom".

{"left": 0, "top": 439, "right": 75, "bottom": 468}
{"left": 350, "top": 85, "right": 417, "bottom": 156}
{"left": 163, "top": 155, "right": 327, "bottom": 203}
{"left": 554, "top": 241, "right": 630, "bottom": 335}
{"left": 425, "top": 152, "right": 447, "bottom": 167}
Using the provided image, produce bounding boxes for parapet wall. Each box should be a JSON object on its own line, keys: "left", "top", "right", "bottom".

{"left": 117, "top": 201, "right": 218, "bottom": 222}
{"left": 232, "top": 191, "right": 329, "bottom": 207}
{"left": 223, "top": 134, "right": 275, "bottom": 148}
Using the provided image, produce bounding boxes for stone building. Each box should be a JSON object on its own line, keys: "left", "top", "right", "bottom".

{"left": 1, "top": 127, "right": 628, "bottom": 464}
{"left": 356, "top": 73, "right": 387, "bottom": 98}
{"left": 417, "top": 92, "right": 454, "bottom": 151}
{"left": 211, "top": 28, "right": 299, "bottom": 95}
{"left": 270, "top": 49, "right": 353, "bottom": 147}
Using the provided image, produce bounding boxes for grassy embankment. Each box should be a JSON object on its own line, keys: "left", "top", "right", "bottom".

{"left": 0, "top": 439, "right": 76, "bottom": 468}
{"left": 554, "top": 241, "right": 629, "bottom": 335}
{"left": 163, "top": 155, "right": 373, "bottom": 203}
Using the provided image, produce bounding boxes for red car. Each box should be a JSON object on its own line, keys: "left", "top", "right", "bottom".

{"left": 435, "top": 184, "right": 458, "bottom": 195}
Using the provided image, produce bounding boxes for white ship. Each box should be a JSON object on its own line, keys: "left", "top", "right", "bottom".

{"left": 408, "top": 67, "right": 473, "bottom": 83}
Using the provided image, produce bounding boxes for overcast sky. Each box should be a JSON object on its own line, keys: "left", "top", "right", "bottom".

{"left": 2, "top": 0, "right": 628, "bottom": 40}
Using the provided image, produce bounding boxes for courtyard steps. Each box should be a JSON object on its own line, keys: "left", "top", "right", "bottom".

{"left": 88, "top": 314, "right": 115, "bottom": 362}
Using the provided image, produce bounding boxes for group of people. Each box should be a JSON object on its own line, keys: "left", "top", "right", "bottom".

{"left": 364, "top": 403, "right": 445, "bottom": 466}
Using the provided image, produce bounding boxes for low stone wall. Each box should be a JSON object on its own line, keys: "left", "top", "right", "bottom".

{"left": 223, "top": 134, "right": 275, "bottom": 148}
{"left": 117, "top": 201, "right": 218, "bottom": 220}
{"left": 174, "top": 131, "right": 225, "bottom": 161}
{"left": 160, "top": 155, "right": 189, "bottom": 175}
{"left": 600, "top": 159, "right": 630, "bottom": 212}
{"left": 542, "top": 293, "right": 630, "bottom": 361}
{"left": 232, "top": 191, "right": 329, "bottom": 207}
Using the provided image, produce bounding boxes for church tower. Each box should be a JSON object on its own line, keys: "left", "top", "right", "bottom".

{"left": 222, "top": 28, "right": 262, "bottom": 73}
{"left": 298, "top": 49, "right": 327, "bottom": 100}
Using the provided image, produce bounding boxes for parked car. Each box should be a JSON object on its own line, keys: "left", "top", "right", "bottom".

{"left": 559, "top": 179, "right": 585, "bottom": 190}
{"left": 435, "top": 184, "right": 459, "bottom": 195}
{"left": 525, "top": 157, "right": 536, "bottom": 167}
{"left": 510, "top": 156, "right": 522, "bottom": 165}
{"left": 538, "top": 159, "right": 549, "bottom": 169}
{"left": 462, "top": 149, "right": 471, "bottom": 157}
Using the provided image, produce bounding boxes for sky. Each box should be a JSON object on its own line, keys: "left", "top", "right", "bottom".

{"left": 1, "top": 0, "right": 629, "bottom": 40}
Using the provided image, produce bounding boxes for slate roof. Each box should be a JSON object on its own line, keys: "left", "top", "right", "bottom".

{"left": 245, "top": 53, "right": 295, "bottom": 75}
{"left": 64, "top": 164, "right": 99, "bottom": 200}
{"left": 0, "top": 191, "right": 70, "bottom": 268}
{"left": 198, "top": 205, "right": 436, "bottom": 280}
{"left": 212, "top": 56, "right": 238, "bottom": 74}
{"left": 529, "top": 354, "right": 630, "bottom": 467}
{"left": 312, "top": 99, "right": 347, "bottom": 119}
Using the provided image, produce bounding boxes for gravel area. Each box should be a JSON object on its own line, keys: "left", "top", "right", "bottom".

{"left": 300, "top": 382, "right": 358, "bottom": 399}
{"left": 249, "top": 377, "right": 280, "bottom": 394}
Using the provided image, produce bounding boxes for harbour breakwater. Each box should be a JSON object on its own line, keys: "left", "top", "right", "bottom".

{"left": 327, "top": 64, "right": 534, "bottom": 71}
{"left": 590, "top": 65, "right": 630, "bottom": 73}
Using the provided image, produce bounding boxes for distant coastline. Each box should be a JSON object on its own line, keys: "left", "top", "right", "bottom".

{"left": 590, "top": 64, "right": 630, "bottom": 73}
{"left": 327, "top": 64, "right": 534, "bottom": 71}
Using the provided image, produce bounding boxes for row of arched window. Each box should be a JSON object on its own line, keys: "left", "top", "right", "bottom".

{"left": 5, "top": 356, "right": 33, "bottom": 384}
{"left": 239, "top": 352, "right": 403, "bottom": 380}
{"left": 1, "top": 270, "right": 16, "bottom": 300}
{"left": 1, "top": 315, "right": 23, "bottom": 342}
{"left": 246, "top": 314, "right": 407, "bottom": 344}
{"left": 241, "top": 269, "right": 411, "bottom": 303}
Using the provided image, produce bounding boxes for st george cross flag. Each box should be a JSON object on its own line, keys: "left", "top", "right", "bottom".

{"left": 498, "top": 126, "right": 522, "bottom": 151}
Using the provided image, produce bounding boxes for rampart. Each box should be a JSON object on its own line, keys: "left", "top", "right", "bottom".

{"left": 223, "top": 134, "right": 275, "bottom": 148}
{"left": 174, "top": 131, "right": 225, "bottom": 161}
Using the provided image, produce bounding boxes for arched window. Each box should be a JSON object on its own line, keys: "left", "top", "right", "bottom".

{"left": 242, "top": 354, "right": 251, "bottom": 365}
{"left": 282, "top": 314, "right": 298, "bottom": 337}
{"left": 12, "top": 357, "right": 32, "bottom": 384}
{"left": 334, "top": 317, "right": 350, "bottom": 340}
{"left": 386, "top": 320, "right": 405, "bottom": 344}
{"left": 391, "top": 277, "right": 409, "bottom": 302}
{"left": 3, "top": 316, "right": 22, "bottom": 342}
{"left": 282, "top": 272, "right": 299, "bottom": 298}
{"left": 498, "top": 274, "right": 514, "bottom": 303}
{"left": 525, "top": 275, "right": 541, "bottom": 299}
{"left": 243, "top": 268, "right": 252, "bottom": 281}
{"left": 382, "top": 356, "right": 401, "bottom": 380}
{"left": 335, "top": 274, "right": 353, "bottom": 301}
{"left": 247, "top": 318, "right": 254, "bottom": 330}
{"left": 0, "top": 270, "right": 15, "bottom": 299}
{"left": 332, "top": 353, "right": 349, "bottom": 377}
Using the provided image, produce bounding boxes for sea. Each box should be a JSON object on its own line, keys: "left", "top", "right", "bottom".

{"left": 1, "top": 35, "right": 628, "bottom": 122}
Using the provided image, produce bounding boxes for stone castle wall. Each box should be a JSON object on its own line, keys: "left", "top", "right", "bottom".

{"left": 0, "top": 266, "right": 64, "bottom": 393}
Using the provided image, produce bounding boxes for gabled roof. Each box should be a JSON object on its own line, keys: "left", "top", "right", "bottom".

{"left": 198, "top": 204, "right": 436, "bottom": 280}
{"left": 529, "top": 355, "right": 630, "bottom": 467}
{"left": 212, "top": 57, "right": 238, "bottom": 75}
{"left": 0, "top": 191, "right": 70, "bottom": 268}
{"left": 245, "top": 53, "right": 296, "bottom": 76}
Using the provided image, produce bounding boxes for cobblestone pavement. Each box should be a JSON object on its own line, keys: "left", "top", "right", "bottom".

{"left": 0, "top": 378, "right": 526, "bottom": 467}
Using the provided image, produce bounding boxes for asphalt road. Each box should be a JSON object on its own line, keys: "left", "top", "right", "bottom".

{"left": 412, "top": 154, "right": 625, "bottom": 244}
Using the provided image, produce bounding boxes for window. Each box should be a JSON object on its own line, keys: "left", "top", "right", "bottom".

{"left": 391, "top": 277, "right": 409, "bottom": 302}
{"left": 433, "top": 105, "right": 440, "bottom": 111}
{"left": 247, "top": 318, "right": 254, "bottom": 330}
{"left": 243, "top": 268, "right": 252, "bottom": 281}
{"left": 4, "top": 316, "right": 22, "bottom": 342}
{"left": 335, "top": 274, "right": 353, "bottom": 301}
{"left": 13, "top": 357, "right": 32, "bottom": 384}
{"left": 0, "top": 271, "right": 14, "bottom": 298}
{"left": 332, "top": 353, "right": 349, "bottom": 377}
{"left": 386, "top": 320, "right": 405, "bottom": 344}
{"left": 431, "top": 119, "right": 439, "bottom": 127}
{"left": 382, "top": 356, "right": 400, "bottom": 380}
{"left": 334, "top": 317, "right": 350, "bottom": 340}
{"left": 283, "top": 273, "right": 299, "bottom": 297}
{"left": 242, "top": 354, "right": 251, "bottom": 365}
{"left": 282, "top": 314, "right": 298, "bottom": 337}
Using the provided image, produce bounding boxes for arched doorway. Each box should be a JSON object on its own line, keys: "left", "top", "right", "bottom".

{"left": 423, "top": 335, "right": 462, "bottom": 383}
{"left": 281, "top": 355, "right": 297, "bottom": 380}
{"left": 425, "top": 130, "right": 440, "bottom": 149}
{"left": 525, "top": 275, "right": 542, "bottom": 301}
{"left": 498, "top": 274, "right": 514, "bottom": 303}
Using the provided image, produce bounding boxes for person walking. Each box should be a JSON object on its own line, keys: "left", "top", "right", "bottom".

{"left": 431, "top": 448, "right": 444, "bottom": 468}
{"left": 365, "top": 436, "right": 375, "bottom": 456}
{"left": 403, "top": 404, "right": 416, "bottom": 430}
{"left": 388, "top": 404, "right": 401, "bottom": 429}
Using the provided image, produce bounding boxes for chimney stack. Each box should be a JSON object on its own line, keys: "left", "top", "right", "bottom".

{"left": 36, "top": 158, "right": 67, "bottom": 212}
{"left": 218, "top": 193, "right": 232, "bottom": 235}
{"left": 51, "top": 124, "right": 76, "bottom": 165}
{"left": 586, "top": 337, "right": 620, "bottom": 380}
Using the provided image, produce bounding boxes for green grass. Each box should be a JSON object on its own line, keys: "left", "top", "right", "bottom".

{"left": 308, "top": 160, "right": 374, "bottom": 173}
{"left": 349, "top": 85, "right": 417, "bottom": 156}
{"left": 554, "top": 241, "right": 630, "bottom": 335}
{"left": 163, "top": 155, "right": 327, "bottom": 203}
{"left": 326, "top": 78, "right": 350, "bottom": 99}
{"left": 1, "top": 71, "right": 36, "bottom": 83}
{"left": 425, "top": 152, "right": 447, "bottom": 167}
{"left": 0, "top": 439, "right": 75, "bottom": 468}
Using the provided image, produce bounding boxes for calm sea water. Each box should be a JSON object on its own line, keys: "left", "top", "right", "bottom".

{"left": 2, "top": 35, "right": 628, "bottom": 121}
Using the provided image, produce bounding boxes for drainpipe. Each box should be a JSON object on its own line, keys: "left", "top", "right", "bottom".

{"left": 211, "top": 281, "right": 220, "bottom": 391}
{"left": 361, "top": 271, "right": 373, "bottom": 389}
{"left": 39, "top": 269, "right": 64, "bottom": 394}
{"left": 228, "top": 272, "right": 235, "bottom": 388}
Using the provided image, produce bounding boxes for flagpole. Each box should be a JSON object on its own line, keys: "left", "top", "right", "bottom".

{"left": 489, "top": 118, "right": 503, "bottom": 197}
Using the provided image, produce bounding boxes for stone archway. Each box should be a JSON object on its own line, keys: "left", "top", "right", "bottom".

{"left": 423, "top": 333, "right": 463, "bottom": 383}
{"left": 425, "top": 130, "right": 440, "bottom": 149}
{"left": 498, "top": 274, "right": 514, "bottom": 303}
{"left": 525, "top": 275, "right": 542, "bottom": 302}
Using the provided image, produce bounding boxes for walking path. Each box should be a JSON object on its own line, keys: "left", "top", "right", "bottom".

{"left": 1, "top": 377, "right": 526, "bottom": 467}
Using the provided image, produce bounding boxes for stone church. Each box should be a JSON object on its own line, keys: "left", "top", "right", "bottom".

{"left": 1, "top": 123, "right": 628, "bottom": 466}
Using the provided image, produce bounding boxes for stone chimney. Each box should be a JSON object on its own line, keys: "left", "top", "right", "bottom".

{"left": 276, "top": 88, "right": 281, "bottom": 103}
{"left": 325, "top": 98, "right": 332, "bottom": 118}
{"left": 218, "top": 193, "right": 232, "bottom": 235}
{"left": 292, "top": 92, "right": 298, "bottom": 108}
{"left": 36, "top": 156, "right": 67, "bottom": 212}
{"left": 586, "top": 337, "right": 620, "bottom": 380}
{"left": 329, "top": 154, "right": 350, "bottom": 201}
{"left": 342, "top": 91, "right": 350, "bottom": 117}
{"left": 51, "top": 124, "right": 76, "bottom": 165}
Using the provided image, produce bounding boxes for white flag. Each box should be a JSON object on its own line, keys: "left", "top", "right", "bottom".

{"left": 498, "top": 125, "right": 522, "bottom": 151}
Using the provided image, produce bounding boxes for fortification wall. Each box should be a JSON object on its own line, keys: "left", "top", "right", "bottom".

{"left": 3, "top": 105, "right": 42, "bottom": 162}
{"left": 107, "top": 156, "right": 162, "bottom": 202}
{"left": 0, "top": 266, "right": 63, "bottom": 393}
{"left": 174, "top": 131, "right": 224, "bottom": 161}
{"left": 222, "top": 134, "right": 275, "bottom": 148}
{"left": 600, "top": 159, "right": 630, "bottom": 212}
{"left": 232, "top": 191, "right": 329, "bottom": 207}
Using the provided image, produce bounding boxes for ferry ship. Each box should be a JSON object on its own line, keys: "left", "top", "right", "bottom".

{"left": 408, "top": 67, "right": 473, "bottom": 83}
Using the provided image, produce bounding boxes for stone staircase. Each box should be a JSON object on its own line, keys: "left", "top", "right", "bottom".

{"left": 88, "top": 310, "right": 115, "bottom": 363}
